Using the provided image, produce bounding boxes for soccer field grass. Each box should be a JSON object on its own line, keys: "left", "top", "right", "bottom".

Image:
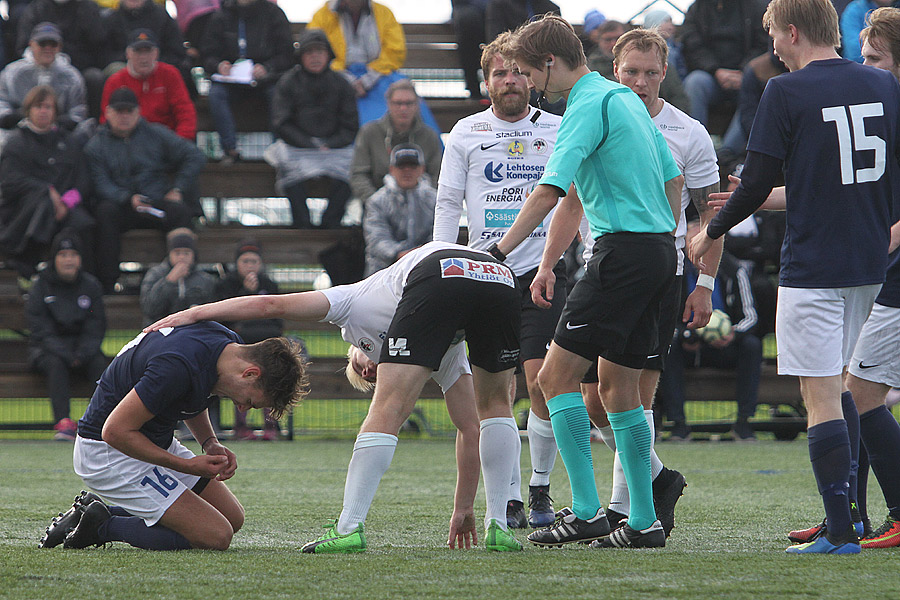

{"left": 2, "top": 438, "right": 897, "bottom": 599}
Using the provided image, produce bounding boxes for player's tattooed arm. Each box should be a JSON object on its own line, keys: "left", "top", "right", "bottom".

{"left": 689, "top": 182, "right": 720, "bottom": 222}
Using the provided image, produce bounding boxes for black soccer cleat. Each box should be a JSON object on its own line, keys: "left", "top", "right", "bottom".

{"left": 590, "top": 520, "right": 666, "bottom": 549}
{"left": 652, "top": 468, "right": 686, "bottom": 537}
{"left": 506, "top": 500, "right": 528, "bottom": 529}
{"left": 38, "top": 491, "right": 105, "bottom": 548}
{"left": 63, "top": 500, "right": 111, "bottom": 549}
{"left": 527, "top": 485, "right": 555, "bottom": 528}
{"left": 527, "top": 507, "right": 611, "bottom": 547}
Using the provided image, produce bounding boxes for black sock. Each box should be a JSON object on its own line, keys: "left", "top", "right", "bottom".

{"left": 98, "top": 516, "right": 192, "bottom": 550}
{"left": 808, "top": 419, "right": 852, "bottom": 538}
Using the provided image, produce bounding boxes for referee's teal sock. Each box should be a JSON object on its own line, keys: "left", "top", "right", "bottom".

{"left": 547, "top": 392, "right": 600, "bottom": 520}
{"left": 607, "top": 406, "right": 656, "bottom": 531}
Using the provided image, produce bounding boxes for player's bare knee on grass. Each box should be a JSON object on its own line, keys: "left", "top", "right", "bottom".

{"left": 190, "top": 524, "right": 234, "bottom": 551}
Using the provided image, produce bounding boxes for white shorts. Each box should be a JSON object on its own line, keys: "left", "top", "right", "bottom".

{"left": 776, "top": 284, "right": 880, "bottom": 377}
{"left": 847, "top": 302, "right": 900, "bottom": 387}
{"left": 73, "top": 436, "right": 202, "bottom": 526}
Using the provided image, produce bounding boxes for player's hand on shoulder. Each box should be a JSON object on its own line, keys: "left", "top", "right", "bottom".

{"left": 143, "top": 308, "right": 198, "bottom": 332}
{"left": 447, "top": 509, "right": 477, "bottom": 549}
{"left": 529, "top": 268, "right": 556, "bottom": 309}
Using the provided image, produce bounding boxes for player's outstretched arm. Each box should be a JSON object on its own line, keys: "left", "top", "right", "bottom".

{"left": 531, "top": 184, "right": 583, "bottom": 309}
{"left": 684, "top": 183, "right": 724, "bottom": 329}
{"left": 709, "top": 176, "right": 786, "bottom": 211}
{"left": 103, "top": 390, "right": 229, "bottom": 479}
{"left": 496, "top": 183, "right": 563, "bottom": 258}
{"left": 144, "top": 292, "right": 332, "bottom": 332}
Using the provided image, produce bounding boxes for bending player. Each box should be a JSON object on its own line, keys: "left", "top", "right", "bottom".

{"left": 494, "top": 15, "right": 684, "bottom": 549}
{"left": 690, "top": 0, "right": 900, "bottom": 554}
{"left": 39, "top": 323, "right": 307, "bottom": 550}
{"left": 433, "top": 32, "right": 564, "bottom": 529}
{"left": 148, "top": 241, "right": 526, "bottom": 552}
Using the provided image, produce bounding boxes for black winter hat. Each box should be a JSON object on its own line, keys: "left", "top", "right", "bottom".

{"left": 50, "top": 228, "right": 83, "bottom": 257}
{"left": 295, "top": 29, "right": 335, "bottom": 63}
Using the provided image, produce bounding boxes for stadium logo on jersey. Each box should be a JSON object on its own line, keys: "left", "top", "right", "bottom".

{"left": 471, "top": 122, "right": 492, "bottom": 132}
{"left": 495, "top": 130, "right": 533, "bottom": 138}
{"left": 358, "top": 337, "right": 375, "bottom": 353}
{"left": 388, "top": 338, "right": 410, "bottom": 356}
{"left": 484, "top": 161, "right": 504, "bottom": 183}
{"left": 507, "top": 140, "right": 525, "bottom": 158}
{"left": 439, "top": 257, "right": 515, "bottom": 287}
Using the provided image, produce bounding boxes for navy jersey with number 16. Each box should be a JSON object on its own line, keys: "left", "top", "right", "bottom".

{"left": 749, "top": 58, "right": 900, "bottom": 288}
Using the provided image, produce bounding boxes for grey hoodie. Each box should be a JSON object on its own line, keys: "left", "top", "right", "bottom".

{"left": 0, "top": 49, "right": 86, "bottom": 127}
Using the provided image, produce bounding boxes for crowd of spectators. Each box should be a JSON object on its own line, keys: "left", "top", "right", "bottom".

{"left": 1, "top": 1, "right": 818, "bottom": 441}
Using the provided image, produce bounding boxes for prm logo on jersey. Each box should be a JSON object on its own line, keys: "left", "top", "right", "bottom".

{"left": 440, "top": 258, "right": 515, "bottom": 287}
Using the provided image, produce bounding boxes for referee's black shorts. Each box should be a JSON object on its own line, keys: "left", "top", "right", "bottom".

{"left": 555, "top": 232, "right": 675, "bottom": 370}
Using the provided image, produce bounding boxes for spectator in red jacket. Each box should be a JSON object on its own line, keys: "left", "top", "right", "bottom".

{"left": 100, "top": 29, "right": 196, "bottom": 140}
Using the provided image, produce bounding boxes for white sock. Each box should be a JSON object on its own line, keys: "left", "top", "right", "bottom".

{"left": 597, "top": 424, "right": 616, "bottom": 453}
{"left": 336, "top": 432, "right": 398, "bottom": 535}
{"left": 527, "top": 410, "right": 557, "bottom": 487}
{"left": 480, "top": 417, "right": 519, "bottom": 530}
{"left": 509, "top": 424, "right": 523, "bottom": 502}
{"left": 646, "top": 410, "right": 663, "bottom": 480}
{"left": 609, "top": 451, "right": 630, "bottom": 516}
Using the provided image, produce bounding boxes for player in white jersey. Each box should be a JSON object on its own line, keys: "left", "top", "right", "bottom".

{"left": 147, "top": 241, "right": 526, "bottom": 552}
{"left": 548, "top": 28, "right": 723, "bottom": 536}
{"left": 433, "top": 33, "right": 566, "bottom": 529}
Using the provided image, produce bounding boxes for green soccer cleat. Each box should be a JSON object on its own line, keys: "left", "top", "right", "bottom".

{"left": 485, "top": 519, "right": 523, "bottom": 552}
{"left": 301, "top": 520, "right": 366, "bottom": 554}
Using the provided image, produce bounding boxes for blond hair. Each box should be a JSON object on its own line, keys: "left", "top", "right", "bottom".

{"left": 501, "top": 13, "right": 586, "bottom": 70}
{"left": 345, "top": 346, "right": 375, "bottom": 392}
{"left": 481, "top": 31, "right": 513, "bottom": 80}
{"left": 762, "top": 0, "right": 840, "bottom": 48}
{"left": 612, "top": 28, "right": 669, "bottom": 69}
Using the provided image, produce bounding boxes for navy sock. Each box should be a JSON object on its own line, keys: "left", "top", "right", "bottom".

{"left": 856, "top": 444, "right": 869, "bottom": 523}
{"left": 841, "top": 391, "right": 860, "bottom": 509}
{"left": 859, "top": 405, "right": 900, "bottom": 519}
{"left": 99, "top": 516, "right": 192, "bottom": 550}
{"left": 807, "top": 419, "right": 852, "bottom": 537}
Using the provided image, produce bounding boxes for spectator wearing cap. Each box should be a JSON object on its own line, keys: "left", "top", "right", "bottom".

{"left": 0, "top": 85, "right": 95, "bottom": 279}
{"left": 199, "top": 0, "right": 294, "bottom": 163}
{"left": 0, "top": 22, "right": 87, "bottom": 132}
{"left": 350, "top": 79, "right": 443, "bottom": 204}
{"left": 363, "top": 143, "right": 436, "bottom": 276}
{"left": 25, "top": 228, "right": 107, "bottom": 442}
{"left": 85, "top": 86, "right": 205, "bottom": 293}
{"left": 100, "top": 29, "right": 197, "bottom": 140}
{"left": 15, "top": 0, "right": 108, "bottom": 118}
{"left": 140, "top": 227, "right": 216, "bottom": 325}
{"left": 103, "top": 0, "right": 190, "bottom": 76}
{"left": 215, "top": 238, "right": 284, "bottom": 440}
{"left": 267, "top": 29, "right": 357, "bottom": 229}
{"left": 581, "top": 9, "right": 606, "bottom": 56}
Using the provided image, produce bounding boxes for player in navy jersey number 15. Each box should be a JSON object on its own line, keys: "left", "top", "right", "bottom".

{"left": 691, "top": 0, "right": 900, "bottom": 554}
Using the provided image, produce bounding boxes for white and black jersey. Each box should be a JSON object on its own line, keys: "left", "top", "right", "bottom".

{"left": 434, "top": 106, "right": 563, "bottom": 275}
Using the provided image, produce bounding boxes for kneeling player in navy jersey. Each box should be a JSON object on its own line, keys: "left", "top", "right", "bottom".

{"left": 691, "top": 0, "right": 900, "bottom": 554}
{"left": 38, "top": 323, "right": 307, "bottom": 550}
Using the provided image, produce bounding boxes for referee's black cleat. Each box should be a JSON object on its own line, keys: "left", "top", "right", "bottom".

{"left": 590, "top": 520, "right": 666, "bottom": 549}
{"left": 527, "top": 507, "right": 610, "bottom": 547}
{"left": 38, "top": 491, "right": 104, "bottom": 548}
{"left": 63, "top": 500, "right": 111, "bottom": 549}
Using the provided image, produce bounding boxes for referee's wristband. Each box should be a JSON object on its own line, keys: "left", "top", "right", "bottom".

{"left": 696, "top": 274, "right": 715, "bottom": 291}
{"left": 486, "top": 242, "right": 506, "bottom": 262}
